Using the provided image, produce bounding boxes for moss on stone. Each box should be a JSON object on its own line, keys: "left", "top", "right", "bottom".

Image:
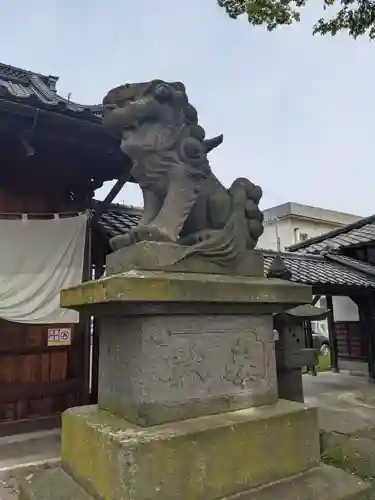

{"left": 60, "top": 270, "right": 312, "bottom": 311}
{"left": 61, "top": 401, "right": 319, "bottom": 500}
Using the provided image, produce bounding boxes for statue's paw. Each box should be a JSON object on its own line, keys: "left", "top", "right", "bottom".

{"left": 179, "top": 230, "right": 214, "bottom": 246}
{"left": 109, "top": 232, "right": 136, "bottom": 251}
{"left": 245, "top": 199, "right": 263, "bottom": 222}
{"left": 232, "top": 180, "right": 263, "bottom": 249}
{"left": 133, "top": 224, "right": 176, "bottom": 243}
{"left": 247, "top": 219, "right": 264, "bottom": 239}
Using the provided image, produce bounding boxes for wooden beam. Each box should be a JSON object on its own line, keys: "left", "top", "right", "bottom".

{"left": 0, "top": 415, "right": 60, "bottom": 437}
{"left": 89, "top": 232, "right": 107, "bottom": 404}
{"left": 312, "top": 295, "right": 321, "bottom": 306}
{"left": 360, "top": 295, "right": 375, "bottom": 381}
{"left": 0, "top": 379, "right": 79, "bottom": 402}
{"left": 80, "top": 217, "right": 93, "bottom": 405}
{"left": 368, "top": 295, "right": 375, "bottom": 381}
{"left": 0, "top": 98, "right": 101, "bottom": 130}
{"left": 313, "top": 284, "right": 370, "bottom": 297}
{"left": 326, "top": 295, "right": 339, "bottom": 373}
{"left": 304, "top": 320, "right": 317, "bottom": 376}
{"left": 91, "top": 168, "right": 133, "bottom": 223}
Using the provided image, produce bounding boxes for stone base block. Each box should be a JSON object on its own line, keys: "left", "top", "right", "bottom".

{"left": 59, "top": 401, "right": 319, "bottom": 500}
{"left": 19, "top": 462, "right": 375, "bottom": 500}
{"left": 105, "top": 242, "right": 265, "bottom": 277}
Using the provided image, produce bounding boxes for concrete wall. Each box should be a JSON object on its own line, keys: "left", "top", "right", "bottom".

{"left": 258, "top": 201, "right": 362, "bottom": 251}
{"left": 289, "top": 218, "right": 342, "bottom": 244}
{"left": 258, "top": 216, "right": 342, "bottom": 251}
{"left": 262, "top": 202, "right": 361, "bottom": 229}
{"left": 257, "top": 218, "right": 293, "bottom": 251}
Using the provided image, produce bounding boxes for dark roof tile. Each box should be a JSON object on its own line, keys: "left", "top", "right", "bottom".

{"left": 263, "top": 252, "right": 375, "bottom": 288}
{"left": 94, "top": 203, "right": 375, "bottom": 289}
{"left": 95, "top": 202, "right": 142, "bottom": 237}
{"left": 287, "top": 214, "right": 375, "bottom": 254}
{"left": 0, "top": 62, "right": 103, "bottom": 122}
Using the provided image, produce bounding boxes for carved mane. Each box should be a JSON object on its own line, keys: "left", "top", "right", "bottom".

{"left": 102, "top": 79, "right": 264, "bottom": 267}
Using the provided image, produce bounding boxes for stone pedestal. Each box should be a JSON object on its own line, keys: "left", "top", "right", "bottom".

{"left": 105, "top": 241, "right": 265, "bottom": 277}
{"left": 98, "top": 313, "right": 278, "bottom": 426}
{"left": 19, "top": 260, "right": 375, "bottom": 499}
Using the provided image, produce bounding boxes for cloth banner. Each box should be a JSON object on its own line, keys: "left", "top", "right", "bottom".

{"left": 0, "top": 214, "right": 87, "bottom": 324}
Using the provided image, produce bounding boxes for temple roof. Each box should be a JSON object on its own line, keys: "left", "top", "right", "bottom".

{"left": 94, "top": 202, "right": 375, "bottom": 290}
{"left": 0, "top": 61, "right": 131, "bottom": 185}
{"left": 262, "top": 251, "right": 375, "bottom": 289}
{"left": 0, "top": 62, "right": 103, "bottom": 123}
{"left": 96, "top": 202, "right": 143, "bottom": 236}
{"left": 287, "top": 214, "right": 375, "bottom": 255}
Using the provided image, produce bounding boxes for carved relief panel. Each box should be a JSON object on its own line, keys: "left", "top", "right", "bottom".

{"left": 142, "top": 315, "right": 277, "bottom": 404}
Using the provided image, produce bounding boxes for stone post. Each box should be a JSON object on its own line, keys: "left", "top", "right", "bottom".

{"left": 19, "top": 246, "right": 375, "bottom": 499}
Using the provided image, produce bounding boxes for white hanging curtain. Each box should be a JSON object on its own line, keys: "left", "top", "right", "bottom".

{"left": 0, "top": 213, "right": 87, "bottom": 324}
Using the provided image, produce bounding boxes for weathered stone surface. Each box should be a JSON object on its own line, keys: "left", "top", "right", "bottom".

{"left": 18, "top": 464, "right": 375, "bottom": 500}
{"left": 266, "top": 254, "right": 292, "bottom": 281}
{"left": 61, "top": 401, "right": 319, "bottom": 500}
{"left": 286, "top": 304, "right": 330, "bottom": 320}
{"left": 305, "top": 386, "right": 375, "bottom": 480}
{"left": 60, "top": 271, "right": 311, "bottom": 426}
{"left": 322, "top": 431, "right": 375, "bottom": 480}
{"left": 60, "top": 270, "right": 312, "bottom": 313}
{"left": 102, "top": 80, "right": 264, "bottom": 268}
{"left": 19, "top": 468, "right": 92, "bottom": 500}
{"left": 98, "top": 314, "right": 277, "bottom": 425}
{"left": 277, "top": 369, "right": 305, "bottom": 403}
{"left": 105, "top": 242, "right": 264, "bottom": 277}
{"left": 236, "top": 464, "right": 375, "bottom": 500}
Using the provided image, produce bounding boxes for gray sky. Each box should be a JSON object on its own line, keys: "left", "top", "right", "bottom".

{"left": 1, "top": 0, "right": 373, "bottom": 215}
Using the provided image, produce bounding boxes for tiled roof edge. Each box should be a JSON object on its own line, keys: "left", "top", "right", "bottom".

{"left": 286, "top": 213, "right": 375, "bottom": 252}
{"left": 0, "top": 61, "right": 58, "bottom": 84}
{"left": 259, "top": 249, "right": 326, "bottom": 262}
{"left": 0, "top": 62, "right": 103, "bottom": 121}
{"left": 93, "top": 200, "right": 143, "bottom": 215}
{"left": 325, "top": 254, "right": 375, "bottom": 279}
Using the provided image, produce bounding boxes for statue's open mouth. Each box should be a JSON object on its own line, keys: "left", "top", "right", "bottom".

{"left": 103, "top": 101, "right": 159, "bottom": 139}
{"left": 121, "top": 122, "right": 138, "bottom": 132}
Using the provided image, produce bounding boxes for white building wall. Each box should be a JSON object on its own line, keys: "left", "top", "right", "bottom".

{"left": 257, "top": 218, "right": 293, "bottom": 250}
{"left": 290, "top": 218, "right": 341, "bottom": 243}
{"left": 258, "top": 216, "right": 345, "bottom": 250}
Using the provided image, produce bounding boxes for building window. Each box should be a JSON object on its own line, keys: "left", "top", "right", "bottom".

{"left": 299, "top": 232, "right": 309, "bottom": 242}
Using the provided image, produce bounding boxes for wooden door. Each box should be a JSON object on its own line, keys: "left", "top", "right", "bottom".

{"left": 334, "top": 321, "right": 368, "bottom": 360}
{"left": 0, "top": 319, "right": 88, "bottom": 435}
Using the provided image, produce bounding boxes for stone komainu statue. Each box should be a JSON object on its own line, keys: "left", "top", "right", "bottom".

{"left": 102, "top": 80, "right": 264, "bottom": 266}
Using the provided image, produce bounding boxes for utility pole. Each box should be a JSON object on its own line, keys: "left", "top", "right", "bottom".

{"left": 268, "top": 216, "right": 281, "bottom": 252}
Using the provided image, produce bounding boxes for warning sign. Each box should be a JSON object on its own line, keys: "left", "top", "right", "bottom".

{"left": 47, "top": 328, "right": 72, "bottom": 346}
